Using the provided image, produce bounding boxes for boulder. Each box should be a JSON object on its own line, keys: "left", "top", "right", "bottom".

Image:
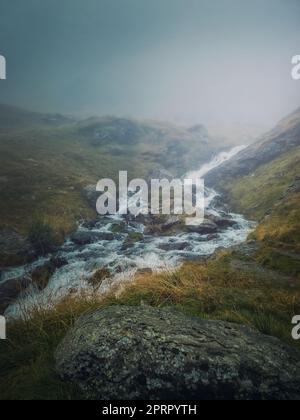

{"left": 0, "top": 276, "right": 31, "bottom": 313}
{"left": 185, "top": 219, "right": 218, "bottom": 234}
{"left": 87, "top": 268, "right": 111, "bottom": 289}
{"left": 0, "top": 229, "right": 35, "bottom": 267}
{"left": 30, "top": 261, "right": 57, "bottom": 291}
{"left": 158, "top": 242, "right": 189, "bottom": 251}
{"left": 70, "top": 230, "right": 115, "bottom": 245}
{"left": 208, "top": 215, "right": 237, "bottom": 229}
{"left": 49, "top": 256, "right": 68, "bottom": 270}
{"left": 143, "top": 225, "right": 163, "bottom": 236}
{"left": 161, "top": 216, "right": 182, "bottom": 231}
{"left": 0, "top": 257, "right": 65, "bottom": 311}
{"left": 121, "top": 232, "right": 144, "bottom": 250}
{"left": 55, "top": 306, "right": 300, "bottom": 400}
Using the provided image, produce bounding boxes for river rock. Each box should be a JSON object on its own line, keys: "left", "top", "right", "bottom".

{"left": 55, "top": 306, "right": 300, "bottom": 400}
{"left": 158, "top": 241, "right": 189, "bottom": 251}
{"left": 70, "top": 230, "right": 115, "bottom": 245}
{"left": 0, "top": 229, "right": 35, "bottom": 267}
{"left": 30, "top": 261, "right": 57, "bottom": 291}
{"left": 121, "top": 232, "right": 144, "bottom": 250}
{"left": 161, "top": 216, "right": 182, "bottom": 231}
{"left": 185, "top": 219, "right": 218, "bottom": 234}
{"left": 0, "top": 276, "right": 31, "bottom": 313}
{"left": 208, "top": 215, "right": 237, "bottom": 229}
{"left": 87, "top": 268, "right": 111, "bottom": 289}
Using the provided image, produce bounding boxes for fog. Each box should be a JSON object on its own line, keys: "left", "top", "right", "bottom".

{"left": 0, "top": 0, "right": 299, "bottom": 128}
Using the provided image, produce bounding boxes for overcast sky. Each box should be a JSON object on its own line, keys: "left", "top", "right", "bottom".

{"left": 0, "top": 0, "right": 299, "bottom": 127}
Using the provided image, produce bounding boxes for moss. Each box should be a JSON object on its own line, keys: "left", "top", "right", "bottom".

{"left": 122, "top": 232, "right": 144, "bottom": 249}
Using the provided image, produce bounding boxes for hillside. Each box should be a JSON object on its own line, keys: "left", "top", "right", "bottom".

{"left": 1, "top": 107, "right": 300, "bottom": 399}
{"left": 0, "top": 105, "right": 227, "bottom": 241}
{"left": 206, "top": 108, "right": 300, "bottom": 276}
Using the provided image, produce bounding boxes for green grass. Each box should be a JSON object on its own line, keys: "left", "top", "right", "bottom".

{"left": 0, "top": 107, "right": 226, "bottom": 244}
{"left": 1, "top": 254, "right": 299, "bottom": 400}
{"left": 226, "top": 147, "right": 300, "bottom": 221}
{"left": 217, "top": 147, "right": 300, "bottom": 275}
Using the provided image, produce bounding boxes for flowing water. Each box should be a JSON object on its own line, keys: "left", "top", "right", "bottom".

{"left": 3, "top": 146, "right": 255, "bottom": 317}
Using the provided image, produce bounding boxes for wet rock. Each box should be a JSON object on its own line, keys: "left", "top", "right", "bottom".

{"left": 0, "top": 229, "right": 35, "bottom": 267}
{"left": 143, "top": 225, "right": 163, "bottom": 236}
{"left": 80, "top": 219, "right": 99, "bottom": 230}
{"left": 143, "top": 215, "right": 183, "bottom": 236}
{"left": 0, "top": 257, "right": 64, "bottom": 311}
{"left": 0, "top": 276, "right": 31, "bottom": 313}
{"left": 158, "top": 242, "right": 189, "bottom": 251}
{"left": 87, "top": 268, "right": 111, "bottom": 289}
{"left": 49, "top": 256, "right": 68, "bottom": 270}
{"left": 30, "top": 261, "right": 56, "bottom": 291}
{"left": 207, "top": 234, "right": 219, "bottom": 241}
{"left": 208, "top": 215, "right": 237, "bottom": 229}
{"left": 121, "top": 232, "right": 144, "bottom": 250}
{"left": 110, "top": 222, "right": 126, "bottom": 234}
{"left": 70, "top": 231, "right": 115, "bottom": 245}
{"left": 125, "top": 213, "right": 152, "bottom": 225}
{"left": 185, "top": 219, "right": 218, "bottom": 234}
{"left": 56, "top": 306, "right": 300, "bottom": 400}
{"left": 161, "top": 216, "right": 182, "bottom": 231}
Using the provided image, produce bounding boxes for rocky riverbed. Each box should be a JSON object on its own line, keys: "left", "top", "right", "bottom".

{"left": 0, "top": 147, "right": 255, "bottom": 317}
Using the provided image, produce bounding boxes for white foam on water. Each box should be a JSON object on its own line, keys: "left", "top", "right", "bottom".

{"left": 5, "top": 145, "right": 255, "bottom": 318}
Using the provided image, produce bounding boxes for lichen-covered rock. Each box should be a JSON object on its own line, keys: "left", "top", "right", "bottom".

{"left": 55, "top": 306, "right": 300, "bottom": 400}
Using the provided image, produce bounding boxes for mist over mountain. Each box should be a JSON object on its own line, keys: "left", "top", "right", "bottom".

{"left": 1, "top": 1, "right": 300, "bottom": 401}
{"left": 206, "top": 107, "right": 300, "bottom": 188}
{"left": 0, "top": 0, "right": 299, "bottom": 128}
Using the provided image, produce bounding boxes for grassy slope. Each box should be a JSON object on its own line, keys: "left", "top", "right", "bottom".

{"left": 216, "top": 147, "right": 300, "bottom": 276}
{"left": 0, "top": 107, "right": 224, "bottom": 240}
{"left": 0, "top": 125, "right": 150, "bottom": 237}
{"left": 1, "top": 107, "right": 300, "bottom": 399}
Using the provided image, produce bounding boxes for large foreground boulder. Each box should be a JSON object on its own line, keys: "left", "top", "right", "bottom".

{"left": 55, "top": 306, "right": 300, "bottom": 400}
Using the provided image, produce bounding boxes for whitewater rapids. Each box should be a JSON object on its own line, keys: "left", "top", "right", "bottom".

{"left": 4, "top": 145, "right": 255, "bottom": 317}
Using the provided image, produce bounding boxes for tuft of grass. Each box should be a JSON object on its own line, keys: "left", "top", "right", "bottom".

{"left": 0, "top": 294, "right": 121, "bottom": 400}
{"left": 28, "top": 220, "right": 57, "bottom": 256}
{"left": 1, "top": 254, "right": 300, "bottom": 400}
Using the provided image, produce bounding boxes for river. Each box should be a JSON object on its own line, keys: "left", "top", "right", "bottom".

{"left": 3, "top": 145, "right": 255, "bottom": 317}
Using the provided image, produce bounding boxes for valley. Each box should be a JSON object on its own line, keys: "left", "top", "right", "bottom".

{"left": 0, "top": 104, "right": 300, "bottom": 400}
